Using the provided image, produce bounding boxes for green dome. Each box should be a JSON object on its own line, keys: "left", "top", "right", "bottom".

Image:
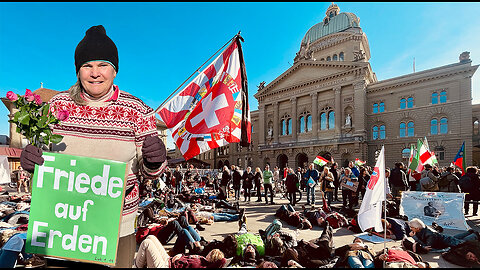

{"left": 302, "top": 12, "right": 360, "bottom": 45}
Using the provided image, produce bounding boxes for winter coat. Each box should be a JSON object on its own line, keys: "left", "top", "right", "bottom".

{"left": 442, "top": 240, "right": 480, "bottom": 268}
{"left": 242, "top": 171, "right": 254, "bottom": 189}
{"left": 221, "top": 170, "right": 231, "bottom": 186}
{"left": 413, "top": 227, "right": 463, "bottom": 250}
{"left": 320, "top": 171, "right": 334, "bottom": 192}
{"left": 285, "top": 173, "right": 299, "bottom": 193}
{"left": 438, "top": 172, "right": 460, "bottom": 193}
{"left": 232, "top": 169, "right": 243, "bottom": 190}
{"left": 389, "top": 167, "right": 408, "bottom": 188}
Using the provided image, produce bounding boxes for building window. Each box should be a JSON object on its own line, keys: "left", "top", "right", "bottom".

{"left": 299, "top": 116, "right": 305, "bottom": 133}
{"left": 400, "top": 98, "right": 406, "bottom": 109}
{"left": 281, "top": 119, "right": 286, "bottom": 135}
{"left": 320, "top": 58, "right": 325, "bottom": 61}
{"left": 440, "top": 91, "right": 447, "bottom": 103}
{"left": 402, "top": 148, "right": 410, "bottom": 161}
{"left": 431, "top": 119, "right": 438, "bottom": 135}
{"left": 440, "top": 117, "right": 448, "bottom": 134}
{"left": 327, "top": 56, "right": 331, "bottom": 61}
{"left": 373, "top": 103, "right": 378, "bottom": 114}
{"left": 287, "top": 118, "right": 292, "bottom": 135}
{"left": 306, "top": 115, "right": 312, "bottom": 131}
{"left": 379, "top": 125, "right": 386, "bottom": 139}
{"left": 432, "top": 92, "right": 438, "bottom": 104}
{"left": 435, "top": 146, "right": 445, "bottom": 161}
{"left": 379, "top": 102, "right": 385, "bottom": 112}
{"left": 328, "top": 111, "right": 335, "bottom": 129}
{"left": 407, "top": 121, "right": 414, "bottom": 137}
{"left": 400, "top": 122, "right": 406, "bottom": 137}
{"left": 373, "top": 126, "right": 378, "bottom": 140}
{"left": 333, "top": 54, "right": 338, "bottom": 61}
{"left": 475, "top": 120, "right": 479, "bottom": 135}
{"left": 320, "top": 112, "right": 327, "bottom": 130}
{"left": 339, "top": 52, "right": 344, "bottom": 61}
{"left": 407, "top": 97, "right": 414, "bottom": 108}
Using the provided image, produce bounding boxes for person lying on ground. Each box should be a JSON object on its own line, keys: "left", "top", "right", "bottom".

{"left": 135, "top": 214, "right": 205, "bottom": 256}
{"left": 378, "top": 217, "right": 411, "bottom": 240}
{"left": 408, "top": 218, "right": 479, "bottom": 252}
{"left": 134, "top": 236, "right": 227, "bottom": 268}
{"left": 334, "top": 237, "right": 376, "bottom": 268}
{"left": 375, "top": 246, "right": 429, "bottom": 268}
{"left": 441, "top": 239, "right": 480, "bottom": 268}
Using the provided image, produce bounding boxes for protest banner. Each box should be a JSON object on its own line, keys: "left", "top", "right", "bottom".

{"left": 25, "top": 152, "right": 127, "bottom": 266}
{"left": 400, "top": 191, "right": 470, "bottom": 231}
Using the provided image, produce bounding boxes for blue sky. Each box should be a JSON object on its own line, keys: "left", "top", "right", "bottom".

{"left": 1, "top": 2, "right": 479, "bottom": 150}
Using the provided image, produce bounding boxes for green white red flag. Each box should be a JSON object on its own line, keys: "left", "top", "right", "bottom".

{"left": 314, "top": 156, "right": 329, "bottom": 166}
{"left": 355, "top": 158, "right": 366, "bottom": 167}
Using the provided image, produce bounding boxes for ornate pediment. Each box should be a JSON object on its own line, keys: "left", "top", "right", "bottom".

{"left": 255, "top": 60, "right": 365, "bottom": 100}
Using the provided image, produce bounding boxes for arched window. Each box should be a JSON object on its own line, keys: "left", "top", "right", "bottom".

{"left": 373, "top": 103, "right": 378, "bottom": 113}
{"left": 407, "top": 97, "right": 414, "bottom": 108}
{"left": 432, "top": 92, "right": 438, "bottom": 104}
{"left": 287, "top": 118, "right": 292, "bottom": 135}
{"left": 402, "top": 148, "right": 411, "bottom": 161}
{"left": 320, "top": 58, "right": 325, "bottom": 61}
{"left": 328, "top": 111, "right": 335, "bottom": 129}
{"left": 333, "top": 54, "right": 338, "bottom": 61}
{"left": 306, "top": 115, "right": 312, "bottom": 131}
{"left": 475, "top": 120, "right": 480, "bottom": 135}
{"left": 400, "top": 98, "right": 406, "bottom": 109}
{"left": 440, "top": 91, "right": 447, "bottom": 103}
{"left": 431, "top": 119, "right": 438, "bottom": 135}
{"left": 281, "top": 119, "right": 285, "bottom": 135}
{"left": 379, "top": 125, "right": 386, "bottom": 139}
{"left": 320, "top": 112, "right": 327, "bottom": 130}
{"left": 339, "top": 52, "right": 344, "bottom": 61}
{"left": 400, "top": 122, "right": 406, "bottom": 137}
{"left": 372, "top": 126, "right": 378, "bottom": 140}
{"left": 299, "top": 116, "right": 305, "bottom": 133}
{"left": 440, "top": 117, "right": 448, "bottom": 134}
{"left": 326, "top": 56, "right": 331, "bottom": 61}
{"left": 435, "top": 146, "right": 445, "bottom": 161}
{"left": 379, "top": 102, "right": 385, "bottom": 113}
{"left": 407, "top": 121, "right": 414, "bottom": 137}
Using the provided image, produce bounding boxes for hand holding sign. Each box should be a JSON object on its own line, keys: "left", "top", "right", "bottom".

{"left": 142, "top": 136, "right": 166, "bottom": 169}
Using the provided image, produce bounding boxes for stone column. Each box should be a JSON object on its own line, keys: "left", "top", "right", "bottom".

{"left": 353, "top": 81, "right": 367, "bottom": 136}
{"left": 311, "top": 92, "right": 318, "bottom": 139}
{"left": 291, "top": 97, "right": 297, "bottom": 142}
{"left": 273, "top": 102, "right": 279, "bottom": 144}
{"left": 334, "top": 86, "right": 342, "bottom": 136}
{"left": 259, "top": 104, "right": 266, "bottom": 146}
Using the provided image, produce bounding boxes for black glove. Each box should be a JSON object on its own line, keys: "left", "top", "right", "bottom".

{"left": 20, "top": 144, "right": 44, "bottom": 173}
{"left": 142, "top": 135, "right": 166, "bottom": 170}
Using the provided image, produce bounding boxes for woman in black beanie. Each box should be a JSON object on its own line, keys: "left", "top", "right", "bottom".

{"left": 20, "top": 25, "right": 167, "bottom": 268}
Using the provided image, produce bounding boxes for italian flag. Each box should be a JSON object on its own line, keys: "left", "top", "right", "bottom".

{"left": 419, "top": 137, "right": 438, "bottom": 166}
{"left": 355, "top": 158, "right": 366, "bottom": 167}
{"left": 314, "top": 156, "right": 329, "bottom": 166}
{"left": 407, "top": 144, "right": 415, "bottom": 175}
{"left": 408, "top": 139, "right": 424, "bottom": 173}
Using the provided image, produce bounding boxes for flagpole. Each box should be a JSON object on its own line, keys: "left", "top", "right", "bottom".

{"left": 383, "top": 145, "right": 387, "bottom": 268}
{"left": 155, "top": 31, "right": 242, "bottom": 113}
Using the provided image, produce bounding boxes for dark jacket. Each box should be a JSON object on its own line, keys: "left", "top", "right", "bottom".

{"left": 254, "top": 172, "right": 262, "bottom": 185}
{"left": 389, "top": 167, "right": 408, "bottom": 188}
{"left": 242, "top": 171, "right": 254, "bottom": 189}
{"left": 285, "top": 173, "right": 299, "bottom": 193}
{"left": 173, "top": 170, "right": 183, "bottom": 183}
{"left": 413, "top": 227, "right": 461, "bottom": 250}
{"left": 442, "top": 240, "right": 480, "bottom": 268}
{"left": 386, "top": 217, "right": 411, "bottom": 240}
{"left": 438, "top": 171, "right": 460, "bottom": 193}
{"left": 232, "top": 169, "right": 243, "bottom": 189}
{"left": 221, "top": 170, "right": 231, "bottom": 186}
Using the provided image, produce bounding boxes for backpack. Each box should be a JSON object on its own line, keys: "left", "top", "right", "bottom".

{"left": 420, "top": 177, "right": 438, "bottom": 191}
{"left": 459, "top": 175, "right": 473, "bottom": 192}
{"left": 437, "top": 174, "right": 450, "bottom": 188}
{"left": 264, "top": 219, "right": 282, "bottom": 240}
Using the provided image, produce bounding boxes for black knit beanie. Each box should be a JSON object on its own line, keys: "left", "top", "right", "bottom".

{"left": 74, "top": 25, "right": 118, "bottom": 74}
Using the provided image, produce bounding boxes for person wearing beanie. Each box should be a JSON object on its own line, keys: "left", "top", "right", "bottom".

{"left": 20, "top": 25, "right": 167, "bottom": 268}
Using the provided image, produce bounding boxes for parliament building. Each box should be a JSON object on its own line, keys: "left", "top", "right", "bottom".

{"left": 192, "top": 4, "right": 480, "bottom": 170}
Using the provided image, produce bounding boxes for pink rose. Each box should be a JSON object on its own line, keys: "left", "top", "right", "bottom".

{"left": 25, "top": 89, "right": 34, "bottom": 102}
{"left": 6, "top": 91, "right": 18, "bottom": 101}
{"left": 34, "top": 94, "right": 42, "bottom": 105}
{"left": 57, "top": 110, "right": 69, "bottom": 121}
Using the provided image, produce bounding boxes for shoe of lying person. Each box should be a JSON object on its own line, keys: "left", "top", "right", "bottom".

{"left": 432, "top": 222, "right": 444, "bottom": 233}
{"left": 18, "top": 254, "right": 46, "bottom": 268}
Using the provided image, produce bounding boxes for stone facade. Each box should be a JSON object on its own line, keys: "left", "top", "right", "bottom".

{"left": 194, "top": 3, "right": 479, "bottom": 170}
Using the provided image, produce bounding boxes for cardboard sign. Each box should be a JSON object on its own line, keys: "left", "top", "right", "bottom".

{"left": 25, "top": 152, "right": 127, "bottom": 266}
{"left": 340, "top": 179, "right": 359, "bottom": 191}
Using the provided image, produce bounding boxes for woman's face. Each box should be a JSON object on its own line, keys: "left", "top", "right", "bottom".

{"left": 466, "top": 251, "right": 478, "bottom": 262}
{"left": 79, "top": 61, "right": 116, "bottom": 98}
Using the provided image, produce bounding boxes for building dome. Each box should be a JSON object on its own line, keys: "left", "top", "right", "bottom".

{"left": 301, "top": 4, "right": 360, "bottom": 45}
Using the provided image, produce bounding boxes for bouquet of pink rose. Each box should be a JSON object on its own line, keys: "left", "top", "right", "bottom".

{"left": 6, "top": 89, "right": 68, "bottom": 148}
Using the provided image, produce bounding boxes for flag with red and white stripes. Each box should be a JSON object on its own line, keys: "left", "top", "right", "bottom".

{"left": 156, "top": 36, "right": 251, "bottom": 160}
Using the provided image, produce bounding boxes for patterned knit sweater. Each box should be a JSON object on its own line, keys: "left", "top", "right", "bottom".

{"left": 49, "top": 85, "right": 163, "bottom": 237}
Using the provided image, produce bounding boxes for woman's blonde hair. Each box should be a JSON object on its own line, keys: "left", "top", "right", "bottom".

{"left": 206, "top": 249, "right": 224, "bottom": 263}
{"left": 68, "top": 78, "right": 88, "bottom": 106}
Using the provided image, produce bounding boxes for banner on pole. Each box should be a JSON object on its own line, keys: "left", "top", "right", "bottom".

{"left": 400, "top": 191, "right": 469, "bottom": 231}
{"left": 25, "top": 152, "right": 127, "bottom": 266}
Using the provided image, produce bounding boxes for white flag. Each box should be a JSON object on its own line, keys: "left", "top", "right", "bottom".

{"left": 0, "top": 156, "right": 10, "bottom": 184}
{"left": 358, "top": 146, "right": 386, "bottom": 232}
